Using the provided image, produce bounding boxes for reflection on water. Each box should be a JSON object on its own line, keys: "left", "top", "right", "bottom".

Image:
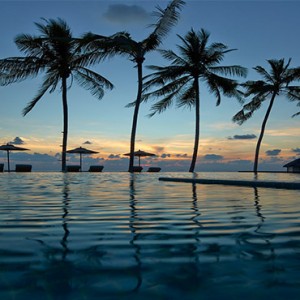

{"left": 253, "top": 187, "right": 265, "bottom": 233}
{"left": 0, "top": 172, "right": 300, "bottom": 299}
{"left": 129, "top": 174, "right": 143, "bottom": 292}
{"left": 61, "top": 175, "right": 70, "bottom": 260}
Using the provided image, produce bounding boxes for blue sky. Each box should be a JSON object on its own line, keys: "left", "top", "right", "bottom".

{"left": 1, "top": 0, "right": 300, "bottom": 172}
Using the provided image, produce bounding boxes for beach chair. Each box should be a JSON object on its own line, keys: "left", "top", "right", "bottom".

{"left": 88, "top": 165, "right": 104, "bottom": 172}
{"left": 132, "top": 166, "right": 143, "bottom": 172}
{"left": 15, "top": 164, "right": 32, "bottom": 172}
{"left": 147, "top": 167, "right": 161, "bottom": 172}
{"left": 0, "top": 163, "right": 4, "bottom": 172}
{"left": 66, "top": 165, "right": 81, "bottom": 172}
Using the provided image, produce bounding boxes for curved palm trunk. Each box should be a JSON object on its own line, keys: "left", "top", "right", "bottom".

{"left": 253, "top": 93, "right": 276, "bottom": 174}
{"left": 189, "top": 78, "right": 200, "bottom": 173}
{"left": 61, "top": 77, "right": 68, "bottom": 172}
{"left": 128, "top": 60, "right": 143, "bottom": 172}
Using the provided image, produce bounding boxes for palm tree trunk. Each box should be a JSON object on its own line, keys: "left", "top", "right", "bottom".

{"left": 253, "top": 93, "right": 276, "bottom": 174}
{"left": 61, "top": 77, "right": 68, "bottom": 172}
{"left": 189, "top": 78, "right": 200, "bottom": 172}
{"left": 128, "top": 60, "right": 143, "bottom": 172}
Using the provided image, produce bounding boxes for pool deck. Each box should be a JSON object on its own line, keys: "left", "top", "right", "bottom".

{"left": 159, "top": 177, "right": 300, "bottom": 190}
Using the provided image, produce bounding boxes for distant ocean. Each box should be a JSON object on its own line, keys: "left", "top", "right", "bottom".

{"left": 1, "top": 172, "right": 300, "bottom": 299}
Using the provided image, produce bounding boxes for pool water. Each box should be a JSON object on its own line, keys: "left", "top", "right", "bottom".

{"left": 0, "top": 172, "right": 300, "bottom": 299}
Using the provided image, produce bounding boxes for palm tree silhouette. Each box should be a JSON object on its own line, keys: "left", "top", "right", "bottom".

{"left": 143, "top": 29, "right": 247, "bottom": 172}
{"left": 0, "top": 18, "right": 113, "bottom": 171}
{"left": 233, "top": 58, "right": 300, "bottom": 174}
{"left": 81, "top": 0, "right": 185, "bottom": 172}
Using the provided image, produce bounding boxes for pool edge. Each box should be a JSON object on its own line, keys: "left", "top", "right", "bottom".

{"left": 158, "top": 177, "right": 300, "bottom": 190}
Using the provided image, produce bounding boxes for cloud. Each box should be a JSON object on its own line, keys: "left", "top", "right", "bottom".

{"left": 265, "top": 149, "right": 281, "bottom": 156}
{"left": 10, "top": 137, "right": 25, "bottom": 145}
{"left": 152, "top": 146, "right": 165, "bottom": 153}
{"left": 262, "top": 156, "right": 282, "bottom": 163}
{"left": 104, "top": 4, "right": 151, "bottom": 25}
{"left": 228, "top": 159, "right": 252, "bottom": 165}
{"left": 108, "top": 154, "right": 121, "bottom": 159}
{"left": 0, "top": 150, "right": 288, "bottom": 172}
{"left": 228, "top": 134, "right": 256, "bottom": 140}
{"left": 292, "top": 148, "right": 300, "bottom": 154}
{"left": 54, "top": 153, "right": 61, "bottom": 159}
{"left": 0, "top": 152, "right": 60, "bottom": 171}
{"left": 203, "top": 154, "right": 224, "bottom": 161}
{"left": 83, "top": 141, "right": 92, "bottom": 145}
{"left": 32, "top": 152, "right": 58, "bottom": 161}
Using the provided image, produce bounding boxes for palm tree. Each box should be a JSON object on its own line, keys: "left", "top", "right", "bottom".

{"left": 81, "top": 0, "right": 185, "bottom": 172}
{"left": 142, "top": 28, "right": 247, "bottom": 172}
{"left": 0, "top": 18, "right": 113, "bottom": 172}
{"left": 233, "top": 58, "right": 300, "bottom": 174}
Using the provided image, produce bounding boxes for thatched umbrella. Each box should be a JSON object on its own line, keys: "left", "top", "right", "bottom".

{"left": 0, "top": 143, "right": 29, "bottom": 172}
{"left": 124, "top": 149, "right": 156, "bottom": 166}
{"left": 66, "top": 146, "right": 99, "bottom": 171}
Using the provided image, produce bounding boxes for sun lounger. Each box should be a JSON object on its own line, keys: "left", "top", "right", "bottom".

{"left": 15, "top": 164, "right": 32, "bottom": 172}
{"left": 66, "top": 165, "right": 81, "bottom": 172}
{"left": 133, "top": 166, "right": 143, "bottom": 172}
{"left": 147, "top": 167, "right": 161, "bottom": 172}
{"left": 88, "top": 165, "right": 104, "bottom": 172}
{"left": 0, "top": 163, "right": 4, "bottom": 172}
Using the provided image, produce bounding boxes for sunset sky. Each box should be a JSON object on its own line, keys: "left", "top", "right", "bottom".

{"left": 1, "top": 0, "right": 300, "bottom": 172}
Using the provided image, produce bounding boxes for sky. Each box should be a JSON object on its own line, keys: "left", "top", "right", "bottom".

{"left": 1, "top": 0, "right": 300, "bottom": 172}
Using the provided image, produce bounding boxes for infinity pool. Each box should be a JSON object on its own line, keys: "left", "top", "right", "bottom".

{"left": 0, "top": 172, "right": 299, "bottom": 299}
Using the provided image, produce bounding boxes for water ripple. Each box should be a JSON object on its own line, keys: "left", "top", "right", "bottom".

{"left": 0, "top": 172, "right": 300, "bottom": 299}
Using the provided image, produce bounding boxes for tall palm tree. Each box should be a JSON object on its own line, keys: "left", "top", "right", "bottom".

{"left": 142, "top": 28, "right": 247, "bottom": 172}
{"left": 0, "top": 18, "right": 113, "bottom": 172}
{"left": 81, "top": 0, "right": 185, "bottom": 172}
{"left": 233, "top": 58, "right": 300, "bottom": 174}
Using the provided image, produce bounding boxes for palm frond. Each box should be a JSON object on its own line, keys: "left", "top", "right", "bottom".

{"left": 43, "top": 72, "right": 60, "bottom": 93}
{"left": 80, "top": 31, "right": 135, "bottom": 60}
{"left": 286, "top": 86, "right": 300, "bottom": 102}
{"left": 233, "top": 88, "right": 246, "bottom": 104}
{"left": 177, "top": 84, "right": 196, "bottom": 108}
{"left": 243, "top": 94, "right": 265, "bottom": 112}
{"left": 74, "top": 68, "right": 113, "bottom": 99}
{"left": 22, "top": 79, "right": 53, "bottom": 116}
{"left": 232, "top": 109, "right": 253, "bottom": 125}
{"left": 269, "top": 58, "right": 289, "bottom": 77}
{"left": 148, "top": 93, "right": 177, "bottom": 117}
{"left": 205, "top": 75, "right": 221, "bottom": 105}
{"left": 284, "top": 68, "right": 300, "bottom": 84}
{"left": 241, "top": 80, "right": 271, "bottom": 97}
{"left": 205, "top": 73, "right": 243, "bottom": 105}
{"left": 142, "top": 34, "right": 160, "bottom": 53}
{"left": 291, "top": 66, "right": 300, "bottom": 81}
{"left": 72, "top": 49, "right": 106, "bottom": 67}
{"left": 291, "top": 99, "right": 300, "bottom": 117}
{"left": 149, "top": 0, "right": 185, "bottom": 43}
{"left": 0, "top": 57, "right": 44, "bottom": 85}
{"left": 14, "top": 34, "right": 44, "bottom": 55}
{"left": 205, "top": 47, "right": 232, "bottom": 65}
{"left": 253, "top": 65, "right": 273, "bottom": 83}
{"left": 144, "top": 65, "right": 188, "bottom": 91}
{"left": 125, "top": 100, "right": 137, "bottom": 108}
{"left": 78, "top": 32, "right": 108, "bottom": 48}
{"left": 159, "top": 49, "right": 186, "bottom": 65}
{"left": 210, "top": 65, "right": 247, "bottom": 77}
{"left": 143, "top": 75, "right": 191, "bottom": 101}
